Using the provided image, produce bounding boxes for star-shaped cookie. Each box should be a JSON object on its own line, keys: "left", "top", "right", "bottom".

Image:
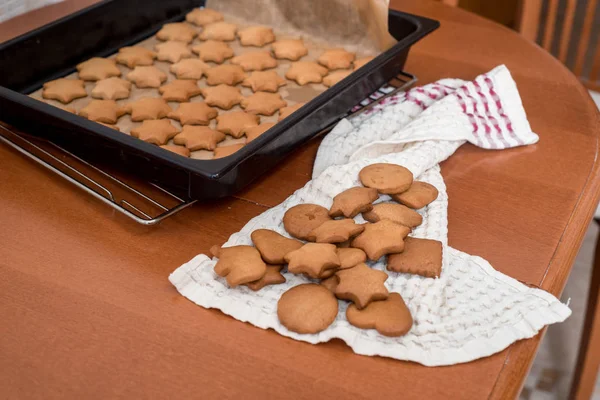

{"left": 245, "top": 264, "right": 286, "bottom": 291}
{"left": 213, "top": 143, "right": 244, "bottom": 159}
{"left": 346, "top": 292, "right": 412, "bottom": 336}
{"left": 91, "top": 77, "right": 132, "bottom": 100}
{"left": 115, "top": 46, "right": 156, "bottom": 68}
{"left": 173, "top": 125, "right": 225, "bottom": 151}
{"left": 167, "top": 102, "right": 217, "bottom": 125}
{"left": 323, "top": 70, "right": 351, "bottom": 87}
{"left": 250, "top": 229, "right": 303, "bottom": 264}
{"left": 186, "top": 8, "right": 223, "bottom": 26}
{"left": 156, "top": 22, "right": 197, "bottom": 43}
{"left": 130, "top": 119, "right": 180, "bottom": 145}
{"left": 285, "top": 61, "right": 328, "bottom": 85}
{"left": 318, "top": 48, "right": 356, "bottom": 70}
{"left": 76, "top": 57, "right": 121, "bottom": 81}
{"left": 122, "top": 98, "right": 172, "bottom": 121}
{"left": 170, "top": 59, "right": 210, "bottom": 80}
{"left": 126, "top": 66, "right": 168, "bottom": 88}
{"left": 242, "top": 70, "right": 286, "bottom": 92}
{"left": 329, "top": 186, "right": 379, "bottom": 218}
{"left": 216, "top": 111, "right": 259, "bottom": 138}
{"left": 191, "top": 40, "right": 234, "bottom": 63}
{"left": 213, "top": 245, "right": 267, "bottom": 287}
{"left": 160, "top": 144, "right": 191, "bottom": 157}
{"left": 205, "top": 64, "right": 246, "bottom": 86}
{"left": 237, "top": 26, "right": 275, "bottom": 47}
{"left": 199, "top": 21, "right": 237, "bottom": 41}
{"left": 155, "top": 41, "right": 193, "bottom": 63}
{"left": 78, "top": 100, "right": 125, "bottom": 124}
{"left": 200, "top": 84, "right": 243, "bottom": 110}
{"left": 271, "top": 39, "right": 308, "bottom": 61}
{"left": 284, "top": 243, "right": 340, "bottom": 279}
{"left": 278, "top": 103, "right": 304, "bottom": 121}
{"left": 351, "top": 220, "right": 410, "bottom": 261}
{"left": 241, "top": 92, "right": 287, "bottom": 116}
{"left": 42, "top": 78, "right": 87, "bottom": 104}
{"left": 159, "top": 80, "right": 202, "bottom": 102}
{"left": 231, "top": 51, "right": 277, "bottom": 71}
{"left": 244, "top": 123, "right": 275, "bottom": 142}
{"left": 307, "top": 219, "right": 365, "bottom": 243}
{"left": 335, "top": 263, "right": 388, "bottom": 309}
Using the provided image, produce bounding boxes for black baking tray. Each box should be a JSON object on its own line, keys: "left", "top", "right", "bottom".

{"left": 0, "top": 0, "right": 438, "bottom": 200}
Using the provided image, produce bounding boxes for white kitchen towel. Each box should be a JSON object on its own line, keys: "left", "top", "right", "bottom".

{"left": 170, "top": 65, "right": 570, "bottom": 366}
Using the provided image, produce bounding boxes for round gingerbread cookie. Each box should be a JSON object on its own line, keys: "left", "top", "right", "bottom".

{"left": 283, "top": 204, "right": 331, "bottom": 240}
{"left": 277, "top": 284, "right": 338, "bottom": 334}
{"left": 359, "top": 163, "right": 414, "bottom": 194}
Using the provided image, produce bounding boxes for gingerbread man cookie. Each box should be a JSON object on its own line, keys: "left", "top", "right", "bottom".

{"left": 200, "top": 84, "right": 243, "bottom": 110}
{"left": 42, "top": 78, "right": 87, "bottom": 104}
{"left": 173, "top": 125, "right": 225, "bottom": 151}
{"left": 168, "top": 102, "right": 218, "bottom": 125}
{"left": 130, "top": 119, "right": 180, "bottom": 145}
{"left": 241, "top": 92, "right": 287, "bottom": 116}
{"left": 213, "top": 245, "right": 267, "bottom": 287}
{"left": 285, "top": 61, "right": 328, "bottom": 85}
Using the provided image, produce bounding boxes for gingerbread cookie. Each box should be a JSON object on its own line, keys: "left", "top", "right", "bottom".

{"left": 159, "top": 79, "right": 202, "bottom": 102}
{"left": 351, "top": 220, "right": 410, "bottom": 261}
{"left": 170, "top": 59, "right": 210, "bottom": 80}
{"left": 346, "top": 292, "right": 413, "bottom": 336}
{"left": 126, "top": 66, "right": 167, "bottom": 88}
{"left": 387, "top": 237, "right": 443, "bottom": 278}
{"left": 78, "top": 100, "right": 125, "bottom": 124}
{"left": 76, "top": 57, "right": 121, "bottom": 81}
{"left": 391, "top": 181, "right": 439, "bottom": 209}
{"left": 123, "top": 98, "right": 172, "bottom": 121}
{"left": 244, "top": 123, "right": 275, "bottom": 142}
{"left": 231, "top": 51, "right": 277, "bottom": 71}
{"left": 320, "top": 275, "right": 339, "bottom": 293}
{"left": 186, "top": 8, "right": 223, "bottom": 26}
{"left": 216, "top": 112, "right": 259, "bottom": 138}
{"left": 241, "top": 70, "right": 286, "bottom": 93}
{"left": 91, "top": 77, "right": 131, "bottom": 100}
{"left": 200, "top": 84, "right": 243, "bottom": 110}
{"left": 353, "top": 56, "right": 374, "bottom": 70}
{"left": 307, "top": 219, "right": 365, "bottom": 244}
{"left": 251, "top": 229, "right": 303, "bottom": 264}
{"left": 318, "top": 48, "right": 356, "bottom": 70}
{"left": 336, "top": 248, "right": 367, "bottom": 270}
{"left": 359, "top": 163, "right": 414, "bottom": 194}
{"left": 205, "top": 64, "right": 246, "bottom": 86}
{"left": 237, "top": 26, "right": 275, "bottom": 47}
{"left": 278, "top": 103, "right": 304, "bottom": 121}
{"left": 168, "top": 102, "right": 217, "bottom": 125}
{"left": 42, "top": 78, "right": 87, "bottom": 104}
{"left": 191, "top": 40, "right": 234, "bottom": 63}
{"left": 323, "top": 70, "right": 351, "bottom": 87}
{"left": 246, "top": 264, "right": 286, "bottom": 291}
{"left": 284, "top": 243, "right": 340, "bottom": 279}
{"left": 285, "top": 61, "right": 328, "bottom": 85}
{"left": 160, "top": 144, "right": 190, "bottom": 157}
{"left": 277, "top": 284, "right": 338, "bottom": 334}
{"left": 130, "top": 119, "right": 180, "bottom": 145}
{"left": 241, "top": 92, "right": 287, "bottom": 116}
{"left": 115, "top": 46, "right": 156, "bottom": 68}
{"left": 199, "top": 21, "right": 237, "bottom": 41}
{"left": 335, "top": 263, "right": 388, "bottom": 309}
{"left": 329, "top": 186, "right": 379, "bottom": 218}
{"left": 156, "top": 22, "right": 197, "bottom": 43}
{"left": 173, "top": 125, "right": 225, "bottom": 151}
{"left": 155, "top": 41, "right": 192, "bottom": 63}
{"left": 283, "top": 204, "right": 331, "bottom": 241}
{"left": 271, "top": 39, "right": 308, "bottom": 61}
{"left": 362, "top": 203, "right": 422, "bottom": 228}
{"left": 213, "top": 143, "right": 244, "bottom": 159}
{"left": 213, "top": 245, "right": 266, "bottom": 287}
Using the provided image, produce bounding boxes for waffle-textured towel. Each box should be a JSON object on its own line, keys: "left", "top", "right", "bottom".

{"left": 170, "top": 65, "right": 570, "bottom": 366}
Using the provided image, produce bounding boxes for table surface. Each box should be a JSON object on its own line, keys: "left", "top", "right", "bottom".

{"left": 2, "top": 1, "right": 600, "bottom": 399}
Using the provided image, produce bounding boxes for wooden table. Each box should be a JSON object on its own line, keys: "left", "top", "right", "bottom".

{"left": 2, "top": 1, "right": 600, "bottom": 399}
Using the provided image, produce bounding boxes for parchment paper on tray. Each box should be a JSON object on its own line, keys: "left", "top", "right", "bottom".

{"left": 207, "top": 0, "right": 396, "bottom": 52}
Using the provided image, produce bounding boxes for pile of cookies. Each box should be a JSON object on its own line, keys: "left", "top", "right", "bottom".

{"left": 210, "top": 163, "right": 442, "bottom": 337}
{"left": 36, "top": 7, "right": 374, "bottom": 160}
